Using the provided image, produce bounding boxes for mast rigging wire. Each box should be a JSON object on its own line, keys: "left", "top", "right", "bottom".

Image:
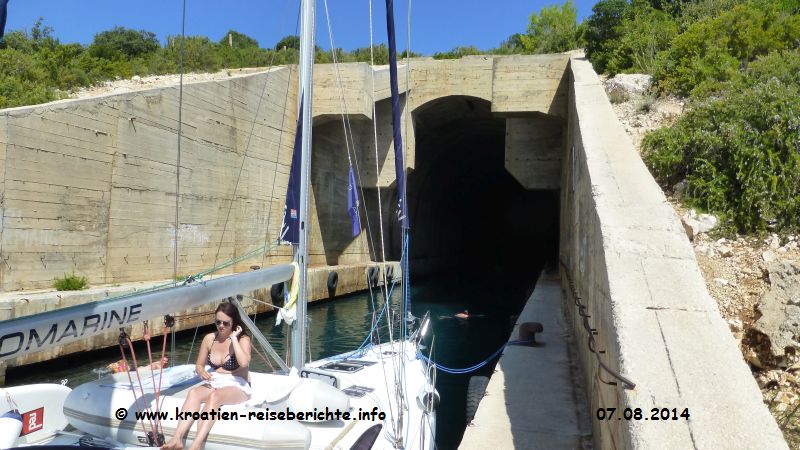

{"left": 214, "top": 3, "right": 302, "bottom": 278}
{"left": 318, "top": 0, "right": 384, "bottom": 286}
{"left": 172, "top": 0, "right": 188, "bottom": 365}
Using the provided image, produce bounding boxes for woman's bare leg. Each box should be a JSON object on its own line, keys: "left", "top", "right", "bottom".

{"left": 186, "top": 387, "right": 247, "bottom": 450}
{"left": 161, "top": 385, "right": 213, "bottom": 450}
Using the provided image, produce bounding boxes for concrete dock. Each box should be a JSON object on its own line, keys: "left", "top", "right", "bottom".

{"left": 460, "top": 272, "right": 591, "bottom": 449}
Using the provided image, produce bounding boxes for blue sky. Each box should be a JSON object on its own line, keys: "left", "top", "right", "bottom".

{"left": 4, "top": 1, "right": 598, "bottom": 55}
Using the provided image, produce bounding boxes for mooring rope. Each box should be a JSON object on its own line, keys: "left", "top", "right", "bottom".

{"left": 416, "top": 339, "right": 533, "bottom": 375}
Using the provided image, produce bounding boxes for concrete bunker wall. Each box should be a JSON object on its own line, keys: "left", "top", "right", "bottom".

{"left": 561, "top": 56, "right": 786, "bottom": 448}
{"left": 0, "top": 56, "right": 571, "bottom": 291}
{"left": 0, "top": 69, "right": 305, "bottom": 291}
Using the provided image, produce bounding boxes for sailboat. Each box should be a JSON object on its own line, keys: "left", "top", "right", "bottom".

{"left": 0, "top": 0, "right": 437, "bottom": 449}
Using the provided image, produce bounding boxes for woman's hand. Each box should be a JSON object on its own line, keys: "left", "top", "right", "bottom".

{"left": 231, "top": 325, "right": 243, "bottom": 339}
{"left": 196, "top": 366, "right": 212, "bottom": 380}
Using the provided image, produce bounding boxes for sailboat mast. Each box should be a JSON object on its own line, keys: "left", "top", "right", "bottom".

{"left": 291, "top": 0, "right": 316, "bottom": 370}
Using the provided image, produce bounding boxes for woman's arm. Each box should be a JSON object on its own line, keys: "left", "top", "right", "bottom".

{"left": 229, "top": 329, "right": 251, "bottom": 368}
{"left": 195, "top": 333, "right": 213, "bottom": 380}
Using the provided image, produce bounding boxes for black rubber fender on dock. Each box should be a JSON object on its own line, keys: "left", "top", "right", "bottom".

{"left": 327, "top": 271, "right": 339, "bottom": 295}
{"left": 385, "top": 265, "right": 394, "bottom": 282}
{"left": 465, "top": 375, "right": 490, "bottom": 424}
{"left": 367, "top": 266, "right": 378, "bottom": 287}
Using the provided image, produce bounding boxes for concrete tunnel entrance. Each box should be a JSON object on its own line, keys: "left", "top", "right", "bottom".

{"left": 397, "top": 96, "right": 560, "bottom": 284}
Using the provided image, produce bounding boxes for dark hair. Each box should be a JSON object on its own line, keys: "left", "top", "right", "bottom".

{"left": 215, "top": 302, "right": 248, "bottom": 338}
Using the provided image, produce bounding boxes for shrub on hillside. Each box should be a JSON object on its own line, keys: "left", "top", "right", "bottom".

{"left": 605, "top": 2, "right": 678, "bottom": 74}
{"left": 0, "top": 47, "right": 62, "bottom": 108}
{"left": 583, "top": 0, "right": 630, "bottom": 73}
{"left": 654, "top": 2, "right": 800, "bottom": 96}
{"left": 642, "top": 74, "right": 800, "bottom": 233}
{"left": 89, "top": 27, "right": 159, "bottom": 60}
{"left": 519, "top": 0, "right": 581, "bottom": 54}
{"left": 433, "top": 46, "right": 482, "bottom": 59}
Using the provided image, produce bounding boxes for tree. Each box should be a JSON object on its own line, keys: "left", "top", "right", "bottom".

{"left": 605, "top": 2, "right": 678, "bottom": 74}
{"left": 350, "top": 44, "right": 389, "bottom": 64}
{"left": 583, "top": 0, "right": 630, "bottom": 72}
{"left": 496, "top": 33, "right": 525, "bottom": 54}
{"left": 520, "top": 0, "right": 580, "bottom": 54}
{"left": 90, "top": 27, "right": 159, "bottom": 59}
{"left": 219, "top": 30, "right": 259, "bottom": 49}
{"left": 274, "top": 35, "right": 300, "bottom": 51}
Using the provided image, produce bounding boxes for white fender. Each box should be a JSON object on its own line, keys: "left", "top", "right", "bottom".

{"left": 0, "top": 409, "right": 22, "bottom": 449}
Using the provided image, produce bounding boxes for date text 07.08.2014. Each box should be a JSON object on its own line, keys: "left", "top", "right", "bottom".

{"left": 596, "top": 407, "right": 690, "bottom": 421}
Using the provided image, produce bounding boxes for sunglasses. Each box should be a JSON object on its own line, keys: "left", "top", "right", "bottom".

{"left": 215, "top": 319, "right": 231, "bottom": 327}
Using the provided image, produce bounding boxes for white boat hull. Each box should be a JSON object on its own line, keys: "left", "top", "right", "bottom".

{"left": 61, "top": 342, "right": 435, "bottom": 450}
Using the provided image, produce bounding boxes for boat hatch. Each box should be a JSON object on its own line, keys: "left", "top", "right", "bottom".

{"left": 342, "top": 385, "right": 375, "bottom": 398}
{"left": 319, "top": 361, "right": 370, "bottom": 372}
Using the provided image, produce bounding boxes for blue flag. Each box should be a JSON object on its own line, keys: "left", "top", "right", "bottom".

{"left": 347, "top": 166, "right": 361, "bottom": 237}
{"left": 0, "top": 0, "right": 9, "bottom": 41}
{"left": 385, "top": 0, "right": 409, "bottom": 229}
{"left": 279, "top": 96, "right": 303, "bottom": 244}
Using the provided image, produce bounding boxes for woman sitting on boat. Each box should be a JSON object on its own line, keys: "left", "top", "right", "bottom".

{"left": 161, "top": 302, "right": 252, "bottom": 450}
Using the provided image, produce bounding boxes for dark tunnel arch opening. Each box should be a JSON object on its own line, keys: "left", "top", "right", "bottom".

{"left": 393, "top": 95, "right": 560, "bottom": 285}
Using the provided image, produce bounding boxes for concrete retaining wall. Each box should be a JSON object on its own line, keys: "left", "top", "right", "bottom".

{"left": 560, "top": 55, "right": 786, "bottom": 448}
{"left": 0, "top": 67, "right": 386, "bottom": 291}
{"left": 0, "top": 69, "right": 300, "bottom": 291}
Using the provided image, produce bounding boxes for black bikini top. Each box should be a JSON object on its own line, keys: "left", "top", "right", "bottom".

{"left": 207, "top": 337, "right": 240, "bottom": 371}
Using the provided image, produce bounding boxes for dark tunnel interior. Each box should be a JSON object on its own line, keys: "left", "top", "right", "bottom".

{"left": 395, "top": 96, "right": 560, "bottom": 286}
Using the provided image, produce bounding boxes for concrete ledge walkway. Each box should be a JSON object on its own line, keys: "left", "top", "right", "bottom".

{"left": 460, "top": 272, "right": 591, "bottom": 449}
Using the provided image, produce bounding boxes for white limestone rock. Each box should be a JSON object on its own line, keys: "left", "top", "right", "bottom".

{"left": 681, "top": 209, "right": 718, "bottom": 241}
{"left": 754, "top": 261, "right": 800, "bottom": 358}
{"left": 606, "top": 74, "right": 653, "bottom": 95}
{"left": 717, "top": 244, "right": 734, "bottom": 257}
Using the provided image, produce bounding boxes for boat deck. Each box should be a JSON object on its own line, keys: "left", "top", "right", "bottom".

{"left": 460, "top": 271, "right": 592, "bottom": 449}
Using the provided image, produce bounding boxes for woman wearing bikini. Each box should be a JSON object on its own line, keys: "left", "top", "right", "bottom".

{"left": 161, "top": 302, "right": 252, "bottom": 450}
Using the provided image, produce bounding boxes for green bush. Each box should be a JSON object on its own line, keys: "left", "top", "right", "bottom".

{"left": 53, "top": 273, "right": 89, "bottom": 291}
{"left": 89, "top": 27, "right": 159, "bottom": 60}
{"left": 678, "top": 0, "right": 747, "bottom": 29}
{"left": 433, "top": 46, "right": 482, "bottom": 59}
{"left": 654, "top": 2, "right": 800, "bottom": 96}
{"left": 607, "top": 89, "right": 629, "bottom": 104}
{"left": 584, "top": 0, "right": 630, "bottom": 73}
{"left": 635, "top": 92, "right": 657, "bottom": 112}
{"left": 519, "top": 0, "right": 581, "bottom": 54}
{"left": 642, "top": 72, "right": 800, "bottom": 233}
{"left": 606, "top": 3, "right": 678, "bottom": 74}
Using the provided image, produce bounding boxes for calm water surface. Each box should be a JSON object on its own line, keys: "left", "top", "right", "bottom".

{"left": 7, "top": 276, "right": 531, "bottom": 449}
